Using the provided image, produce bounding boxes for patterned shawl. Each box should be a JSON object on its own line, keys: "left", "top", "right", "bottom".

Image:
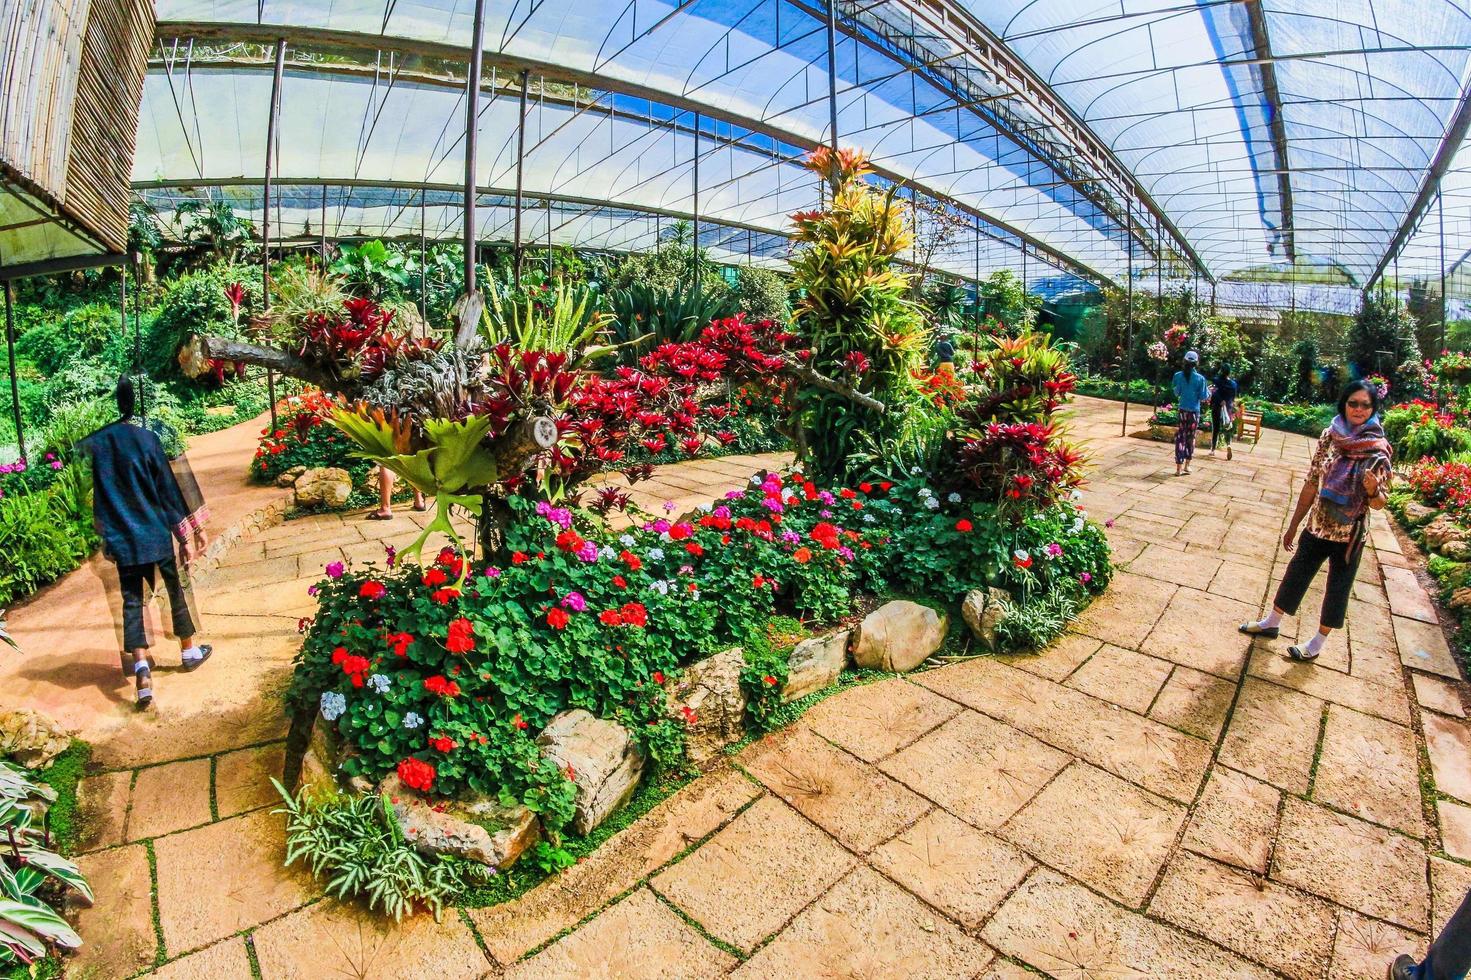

{"left": 1318, "top": 413, "right": 1392, "bottom": 526}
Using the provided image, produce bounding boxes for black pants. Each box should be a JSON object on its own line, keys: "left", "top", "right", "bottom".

{"left": 1271, "top": 530, "right": 1360, "bottom": 630}
{"left": 1211, "top": 402, "right": 1233, "bottom": 450}
{"left": 1421, "top": 888, "right": 1471, "bottom": 979}
{"left": 120, "top": 558, "right": 195, "bottom": 651}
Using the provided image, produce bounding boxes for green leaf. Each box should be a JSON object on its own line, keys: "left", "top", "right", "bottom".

{"left": 18, "top": 847, "right": 92, "bottom": 904}
{"left": 0, "top": 898, "right": 82, "bottom": 949}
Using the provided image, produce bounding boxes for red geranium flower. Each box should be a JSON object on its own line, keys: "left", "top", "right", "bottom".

{"left": 512, "top": 714, "right": 529, "bottom": 730}
{"left": 424, "top": 675, "right": 460, "bottom": 697}
{"left": 397, "top": 757, "right": 436, "bottom": 792}
{"left": 431, "top": 588, "right": 460, "bottom": 605}
{"left": 612, "top": 575, "right": 628, "bottom": 589}
{"left": 652, "top": 671, "right": 665, "bottom": 685}
{"left": 446, "top": 617, "right": 475, "bottom": 654}
{"left": 955, "top": 519, "right": 973, "bottom": 532}
{"left": 752, "top": 574, "right": 767, "bottom": 589}
{"left": 386, "top": 632, "right": 414, "bottom": 657}
{"left": 619, "top": 550, "right": 643, "bottom": 571}
{"left": 599, "top": 609, "right": 623, "bottom": 627}
{"left": 430, "top": 736, "right": 456, "bottom": 753}
{"left": 512, "top": 551, "right": 530, "bottom": 565}
{"left": 422, "top": 567, "right": 448, "bottom": 588}
{"left": 547, "top": 607, "right": 571, "bottom": 630}
{"left": 359, "top": 580, "right": 386, "bottom": 600}
{"left": 792, "top": 547, "right": 812, "bottom": 564}
{"left": 619, "top": 602, "right": 647, "bottom": 627}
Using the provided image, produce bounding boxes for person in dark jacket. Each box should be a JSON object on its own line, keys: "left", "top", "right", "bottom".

{"left": 81, "top": 377, "right": 213, "bottom": 708}
{"left": 1208, "top": 364, "right": 1239, "bottom": 460}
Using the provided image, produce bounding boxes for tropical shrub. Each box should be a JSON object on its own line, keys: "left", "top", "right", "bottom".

{"left": 730, "top": 267, "right": 790, "bottom": 323}
{"left": 1385, "top": 405, "right": 1471, "bottom": 463}
{"left": 146, "top": 265, "right": 262, "bottom": 377}
{"left": 0, "top": 761, "right": 93, "bottom": 967}
{"left": 605, "top": 281, "right": 737, "bottom": 355}
{"left": 0, "top": 490, "right": 94, "bottom": 607}
{"left": 276, "top": 780, "right": 493, "bottom": 921}
{"left": 789, "top": 147, "right": 929, "bottom": 480}
{"left": 1349, "top": 295, "right": 1422, "bottom": 392}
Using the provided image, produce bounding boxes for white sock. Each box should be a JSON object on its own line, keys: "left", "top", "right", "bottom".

{"left": 1258, "top": 609, "right": 1283, "bottom": 629}
{"left": 181, "top": 645, "right": 203, "bottom": 661}
{"left": 1305, "top": 632, "right": 1327, "bottom": 656}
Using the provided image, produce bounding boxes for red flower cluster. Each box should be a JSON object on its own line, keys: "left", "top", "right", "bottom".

{"left": 297, "top": 297, "right": 437, "bottom": 382}
{"left": 597, "top": 602, "right": 648, "bottom": 628}
{"left": 359, "top": 580, "right": 387, "bottom": 600}
{"left": 446, "top": 617, "right": 475, "bottom": 654}
{"left": 386, "top": 632, "right": 414, "bottom": 657}
{"left": 331, "top": 646, "right": 371, "bottom": 687}
{"left": 429, "top": 736, "right": 456, "bottom": 753}
{"left": 397, "top": 757, "right": 436, "bottom": 793}
{"left": 423, "top": 675, "right": 461, "bottom": 697}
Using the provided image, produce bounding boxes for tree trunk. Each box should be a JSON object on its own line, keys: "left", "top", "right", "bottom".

{"left": 200, "top": 336, "right": 339, "bottom": 391}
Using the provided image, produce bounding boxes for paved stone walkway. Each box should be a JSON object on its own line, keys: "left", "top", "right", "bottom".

{"left": 11, "top": 398, "right": 1471, "bottom": 978}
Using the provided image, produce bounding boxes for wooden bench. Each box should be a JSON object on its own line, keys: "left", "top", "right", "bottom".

{"left": 1237, "top": 406, "right": 1263, "bottom": 442}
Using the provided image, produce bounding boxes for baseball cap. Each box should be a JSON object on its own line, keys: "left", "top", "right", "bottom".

{"left": 1184, "top": 350, "right": 1199, "bottom": 363}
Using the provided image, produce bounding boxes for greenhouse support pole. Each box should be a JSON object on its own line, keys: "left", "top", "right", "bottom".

{"left": 1121, "top": 205, "right": 1135, "bottom": 437}
{"left": 1440, "top": 185, "right": 1448, "bottom": 356}
{"left": 319, "top": 185, "right": 327, "bottom": 261}
{"left": 512, "top": 69, "right": 529, "bottom": 284}
{"left": 971, "top": 217, "right": 981, "bottom": 362}
{"left": 691, "top": 111, "right": 701, "bottom": 287}
{"left": 826, "top": 0, "right": 839, "bottom": 153}
{"left": 4, "top": 282, "right": 22, "bottom": 462}
{"left": 132, "top": 254, "right": 145, "bottom": 420}
{"left": 546, "top": 199, "right": 553, "bottom": 277}
{"left": 465, "top": 0, "right": 487, "bottom": 297}
{"left": 262, "top": 38, "right": 286, "bottom": 432}
{"left": 419, "top": 191, "right": 428, "bottom": 324}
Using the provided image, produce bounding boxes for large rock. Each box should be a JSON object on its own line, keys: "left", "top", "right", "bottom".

{"left": 293, "top": 467, "right": 353, "bottom": 509}
{"left": 1424, "top": 515, "right": 1469, "bottom": 552}
{"left": 850, "top": 601, "right": 948, "bottom": 673}
{"left": 1451, "top": 587, "right": 1471, "bottom": 612}
{"left": 781, "top": 630, "right": 850, "bottom": 703}
{"left": 1445, "top": 540, "right": 1471, "bottom": 562}
{"left": 960, "top": 587, "right": 1013, "bottom": 652}
{"left": 1405, "top": 502, "right": 1439, "bottom": 526}
{"left": 0, "top": 709, "right": 72, "bottom": 769}
{"left": 275, "top": 465, "right": 307, "bottom": 488}
{"left": 666, "top": 649, "right": 747, "bottom": 767}
{"left": 537, "top": 710, "right": 645, "bottom": 836}
{"left": 378, "top": 774, "right": 540, "bottom": 869}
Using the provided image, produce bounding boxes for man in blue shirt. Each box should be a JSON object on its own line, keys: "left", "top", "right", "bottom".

{"left": 1171, "top": 350, "right": 1209, "bottom": 476}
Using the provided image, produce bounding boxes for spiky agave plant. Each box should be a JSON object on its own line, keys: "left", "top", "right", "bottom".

{"left": 788, "top": 146, "right": 931, "bottom": 480}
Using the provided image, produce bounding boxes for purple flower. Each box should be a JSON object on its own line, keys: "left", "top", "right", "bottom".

{"left": 1044, "top": 542, "right": 1063, "bottom": 559}
{"left": 561, "top": 591, "right": 587, "bottom": 612}
{"left": 307, "top": 585, "right": 319, "bottom": 596}
{"left": 576, "top": 540, "right": 599, "bottom": 562}
{"left": 712, "top": 506, "right": 731, "bottom": 519}
{"left": 325, "top": 561, "right": 345, "bottom": 579}
{"left": 780, "top": 530, "right": 802, "bottom": 545}
{"left": 384, "top": 544, "right": 397, "bottom": 567}
{"left": 724, "top": 490, "right": 746, "bottom": 500}
{"left": 760, "top": 497, "right": 784, "bottom": 514}
{"left": 663, "top": 500, "right": 677, "bottom": 513}
{"left": 817, "top": 490, "right": 835, "bottom": 505}
{"left": 648, "top": 519, "right": 672, "bottom": 534}
{"left": 837, "top": 546, "right": 855, "bottom": 560}
{"left": 819, "top": 509, "right": 834, "bottom": 519}
{"left": 1080, "top": 572, "right": 1093, "bottom": 584}
{"left": 49, "top": 461, "right": 62, "bottom": 470}
{"left": 483, "top": 566, "right": 502, "bottom": 578}
{"left": 1104, "top": 519, "right": 1115, "bottom": 528}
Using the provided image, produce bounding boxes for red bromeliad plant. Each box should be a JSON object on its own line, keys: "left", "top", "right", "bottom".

{"left": 953, "top": 421, "right": 1086, "bottom": 514}
{"left": 298, "top": 297, "right": 439, "bottom": 384}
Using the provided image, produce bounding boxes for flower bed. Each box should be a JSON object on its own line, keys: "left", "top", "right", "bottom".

{"left": 288, "top": 465, "right": 1110, "bottom": 881}
{"left": 1389, "top": 467, "right": 1471, "bottom": 676}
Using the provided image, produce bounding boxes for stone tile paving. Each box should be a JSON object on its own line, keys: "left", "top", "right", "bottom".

{"left": 39, "top": 399, "right": 1471, "bottom": 977}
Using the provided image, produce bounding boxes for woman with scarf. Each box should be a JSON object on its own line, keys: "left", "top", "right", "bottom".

{"left": 1171, "top": 350, "right": 1210, "bottom": 476}
{"left": 1238, "top": 380, "right": 1392, "bottom": 661}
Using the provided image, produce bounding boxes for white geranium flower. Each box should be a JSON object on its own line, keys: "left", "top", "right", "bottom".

{"left": 924, "top": 497, "right": 940, "bottom": 510}
{"left": 947, "top": 492, "right": 962, "bottom": 504}
{"left": 647, "top": 547, "right": 665, "bottom": 562}
{"left": 402, "top": 712, "right": 423, "bottom": 730}
{"left": 367, "top": 673, "right": 390, "bottom": 694}
{"left": 652, "top": 580, "right": 670, "bottom": 595}
{"left": 619, "top": 534, "right": 636, "bottom": 548}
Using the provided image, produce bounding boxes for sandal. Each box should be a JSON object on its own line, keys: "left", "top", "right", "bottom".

{"left": 1287, "top": 644, "right": 1319, "bottom": 662}
{"left": 1238, "top": 622, "right": 1279, "bottom": 638}
{"left": 134, "top": 663, "right": 153, "bottom": 711}
{"left": 1226, "top": 446, "right": 1233, "bottom": 461}
{"left": 181, "top": 644, "right": 213, "bottom": 672}
{"left": 365, "top": 512, "right": 394, "bottom": 521}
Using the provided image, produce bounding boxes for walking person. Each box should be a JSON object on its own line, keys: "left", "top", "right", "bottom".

{"left": 1389, "top": 888, "right": 1470, "bottom": 978}
{"left": 367, "top": 466, "right": 426, "bottom": 521}
{"left": 1171, "top": 350, "right": 1209, "bottom": 476}
{"left": 81, "top": 377, "right": 213, "bottom": 709}
{"left": 933, "top": 332, "right": 956, "bottom": 375}
{"left": 1208, "top": 364, "right": 1238, "bottom": 460}
{"left": 1238, "top": 380, "right": 1392, "bottom": 661}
